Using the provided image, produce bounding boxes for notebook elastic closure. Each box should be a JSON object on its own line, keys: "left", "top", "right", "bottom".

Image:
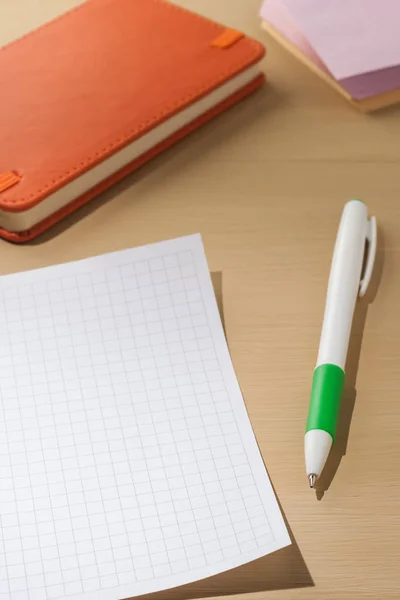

{"left": 211, "top": 28, "right": 244, "bottom": 49}
{"left": 0, "top": 171, "right": 21, "bottom": 193}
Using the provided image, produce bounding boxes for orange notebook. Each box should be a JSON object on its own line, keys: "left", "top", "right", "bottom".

{"left": 0, "top": 0, "right": 265, "bottom": 242}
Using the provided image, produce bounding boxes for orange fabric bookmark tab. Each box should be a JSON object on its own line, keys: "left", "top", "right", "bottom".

{"left": 0, "top": 171, "right": 21, "bottom": 193}
{"left": 211, "top": 29, "right": 244, "bottom": 49}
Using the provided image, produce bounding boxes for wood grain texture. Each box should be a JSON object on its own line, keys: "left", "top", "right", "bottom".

{"left": 1, "top": 1, "right": 400, "bottom": 599}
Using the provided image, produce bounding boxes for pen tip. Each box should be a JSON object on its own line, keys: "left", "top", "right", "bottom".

{"left": 308, "top": 474, "right": 317, "bottom": 489}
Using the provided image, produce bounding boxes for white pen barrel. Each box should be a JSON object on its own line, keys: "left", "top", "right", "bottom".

{"left": 317, "top": 201, "right": 368, "bottom": 369}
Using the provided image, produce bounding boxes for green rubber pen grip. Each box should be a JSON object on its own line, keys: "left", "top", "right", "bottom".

{"left": 306, "top": 364, "right": 345, "bottom": 441}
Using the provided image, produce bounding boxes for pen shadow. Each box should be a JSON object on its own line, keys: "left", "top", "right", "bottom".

{"left": 127, "top": 272, "right": 312, "bottom": 600}
{"left": 315, "top": 225, "right": 385, "bottom": 500}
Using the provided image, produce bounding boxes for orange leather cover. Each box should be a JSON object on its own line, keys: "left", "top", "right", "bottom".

{"left": 0, "top": 0, "right": 265, "bottom": 242}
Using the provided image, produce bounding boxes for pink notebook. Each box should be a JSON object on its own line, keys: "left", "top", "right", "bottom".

{"left": 261, "top": 0, "right": 400, "bottom": 99}
{"left": 260, "top": 0, "right": 329, "bottom": 74}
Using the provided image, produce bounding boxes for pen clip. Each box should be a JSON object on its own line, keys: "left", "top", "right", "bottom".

{"left": 359, "top": 216, "right": 377, "bottom": 298}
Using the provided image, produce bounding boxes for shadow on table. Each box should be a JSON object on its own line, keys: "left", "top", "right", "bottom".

{"left": 315, "top": 224, "right": 385, "bottom": 500}
{"left": 129, "top": 271, "right": 315, "bottom": 600}
{"left": 210, "top": 272, "right": 226, "bottom": 334}
{"left": 130, "top": 532, "right": 313, "bottom": 600}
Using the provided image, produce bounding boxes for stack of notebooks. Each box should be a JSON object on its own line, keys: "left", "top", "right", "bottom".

{"left": 260, "top": 0, "right": 400, "bottom": 112}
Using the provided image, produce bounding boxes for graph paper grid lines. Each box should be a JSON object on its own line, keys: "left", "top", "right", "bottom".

{"left": 0, "top": 234, "right": 289, "bottom": 600}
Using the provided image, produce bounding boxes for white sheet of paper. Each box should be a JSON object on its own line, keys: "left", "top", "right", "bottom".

{"left": 0, "top": 234, "right": 290, "bottom": 600}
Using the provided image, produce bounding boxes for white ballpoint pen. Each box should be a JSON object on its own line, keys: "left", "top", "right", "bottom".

{"left": 305, "top": 200, "right": 377, "bottom": 488}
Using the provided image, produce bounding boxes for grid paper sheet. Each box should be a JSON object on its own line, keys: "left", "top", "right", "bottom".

{"left": 0, "top": 235, "right": 290, "bottom": 600}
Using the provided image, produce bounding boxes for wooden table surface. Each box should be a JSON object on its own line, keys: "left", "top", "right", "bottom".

{"left": 1, "top": 1, "right": 400, "bottom": 599}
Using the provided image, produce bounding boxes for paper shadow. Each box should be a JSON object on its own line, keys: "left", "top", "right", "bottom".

{"left": 130, "top": 532, "right": 313, "bottom": 600}
{"left": 127, "top": 271, "right": 314, "bottom": 600}
{"left": 315, "top": 225, "right": 385, "bottom": 500}
{"left": 210, "top": 272, "right": 226, "bottom": 335}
